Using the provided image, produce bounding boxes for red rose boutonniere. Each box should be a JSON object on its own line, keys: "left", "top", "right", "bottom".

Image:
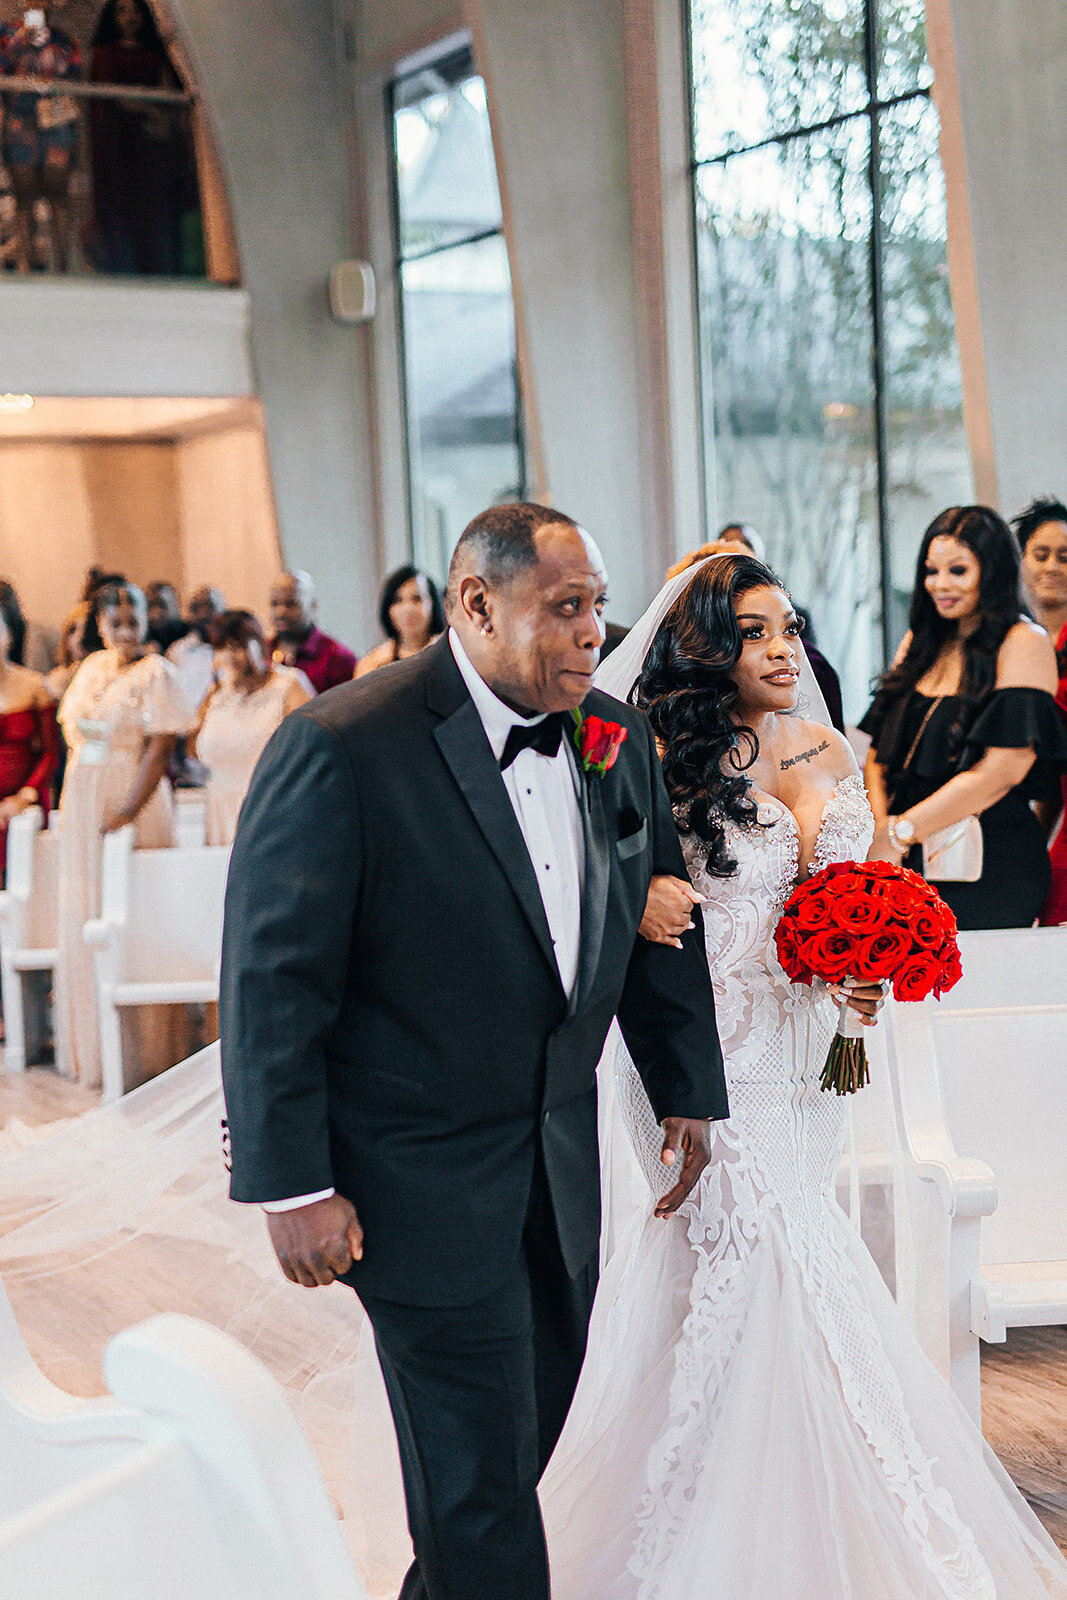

{"left": 570, "top": 709, "right": 627, "bottom": 776}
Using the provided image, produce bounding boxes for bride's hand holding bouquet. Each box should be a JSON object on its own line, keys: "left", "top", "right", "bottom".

{"left": 775, "top": 860, "right": 963, "bottom": 1094}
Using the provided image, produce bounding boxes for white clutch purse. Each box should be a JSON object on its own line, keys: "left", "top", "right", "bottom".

{"left": 922, "top": 816, "right": 983, "bottom": 882}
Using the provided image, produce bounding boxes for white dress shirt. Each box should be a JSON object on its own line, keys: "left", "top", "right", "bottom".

{"left": 262, "top": 628, "right": 586, "bottom": 1214}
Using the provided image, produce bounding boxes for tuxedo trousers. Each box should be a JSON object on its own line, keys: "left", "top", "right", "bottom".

{"left": 357, "top": 1155, "right": 598, "bottom": 1600}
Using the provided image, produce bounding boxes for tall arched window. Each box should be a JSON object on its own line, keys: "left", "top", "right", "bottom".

{"left": 392, "top": 41, "right": 525, "bottom": 581}
{"left": 690, "top": 0, "right": 973, "bottom": 716}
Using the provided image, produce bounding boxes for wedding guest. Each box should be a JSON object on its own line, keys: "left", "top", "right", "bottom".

{"left": 0, "top": 5, "right": 82, "bottom": 273}
{"left": 355, "top": 566, "right": 444, "bottom": 677}
{"left": 862, "top": 505, "right": 1067, "bottom": 929}
{"left": 45, "top": 601, "right": 90, "bottom": 700}
{"left": 45, "top": 600, "right": 90, "bottom": 804}
{"left": 269, "top": 570, "right": 357, "bottom": 692}
{"left": 88, "top": 0, "right": 188, "bottom": 277}
{"left": 167, "top": 584, "right": 225, "bottom": 710}
{"left": 1010, "top": 500, "right": 1067, "bottom": 923}
{"left": 0, "top": 577, "right": 53, "bottom": 672}
{"left": 1039, "top": 632, "right": 1067, "bottom": 926}
{"left": 189, "top": 611, "right": 310, "bottom": 846}
{"left": 665, "top": 522, "right": 765, "bottom": 581}
{"left": 80, "top": 569, "right": 127, "bottom": 655}
{"left": 145, "top": 581, "right": 186, "bottom": 653}
{"left": 56, "top": 581, "right": 193, "bottom": 1086}
{"left": 1014, "top": 497, "right": 1067, "bottom": 646}
{"left": 0, "top": 594, "right": 58, "bottom": 881}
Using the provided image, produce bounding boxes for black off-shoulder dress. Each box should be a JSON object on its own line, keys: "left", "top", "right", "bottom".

{"left": 860, "top": 686, "right": 1067, "bottom": 929}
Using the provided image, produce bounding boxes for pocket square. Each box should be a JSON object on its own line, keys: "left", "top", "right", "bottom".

{"left": 615, "top": 816, "right": 649, "bottom": 860}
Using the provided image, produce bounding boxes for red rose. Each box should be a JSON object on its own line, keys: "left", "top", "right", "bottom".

{"left": 911, "top": 908, "right": 947, "bottom": 950}
{"left": 832, "top": 893, "right": 891, "bottom": 935}
{"left": 804, "top": 929, "right": 855, "bottom": 983}
{"left": 829, "top": 874, "right": 869, "bottom": 902}
{"left": 933, "top": 943, "right": 963, "bottom": 997}
{"left": 893, "top": 953, "right": 942, "bottom": 1002}
{"left": 775, "top": 922, "right": 814, "bottom": 984}
{"left": 879, "top": 880, "right": 919, "bottom": 922}
{"left": 793, "top": 891, "right": 836, "bottom": 932}
{"left": 575, "top": 714, "right": 627, "bottom": 775}
{"left": 852, "top": 924, "right": 913, "bottom": 980}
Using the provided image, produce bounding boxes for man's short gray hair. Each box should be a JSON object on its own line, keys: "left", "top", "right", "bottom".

{"left": 446, "top": 502, "right": 577, "bottom": 613}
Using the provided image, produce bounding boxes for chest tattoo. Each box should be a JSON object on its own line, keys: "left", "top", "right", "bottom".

{"left": 780, "top": 739, "right": 829, "bottom": 771}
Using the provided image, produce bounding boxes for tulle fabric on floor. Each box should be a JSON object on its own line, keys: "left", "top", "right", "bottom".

{"left": 0, "top": 1044, "right": 411, "bottom": 1598}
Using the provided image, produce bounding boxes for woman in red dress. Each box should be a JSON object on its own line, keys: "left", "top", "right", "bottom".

{"left": 1013, "top": 499, "right": 1067, "bottom": 924}
{"left": 0, "top": 592, "right": 58, "bottom": 882}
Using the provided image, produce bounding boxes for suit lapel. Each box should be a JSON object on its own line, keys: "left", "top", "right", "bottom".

{"left": 432, "top": 685, "right": 562, "bottom": 992}
{"left": 570, "top": 743, "right": 611, "bottom": 1016}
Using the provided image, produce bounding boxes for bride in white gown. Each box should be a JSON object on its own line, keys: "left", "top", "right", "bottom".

{"left": 541, "top": 553, "right": 1067, "bottom": 1600}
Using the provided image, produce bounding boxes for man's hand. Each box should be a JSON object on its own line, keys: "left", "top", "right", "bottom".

{"left": 640, "top": 875, "right": 705, "bottom": 948}
{"left": 655, "top": 1117, "right": 711, "bottom": 1217}
{"left": 266, "top": 1193, "right": 364, "bottom": 1287}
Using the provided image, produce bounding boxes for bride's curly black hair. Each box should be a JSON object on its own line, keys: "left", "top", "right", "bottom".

{"left": 634, "top": 553, "right": 788, "bottom": 878}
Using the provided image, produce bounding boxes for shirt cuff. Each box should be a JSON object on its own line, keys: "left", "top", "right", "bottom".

{"left": 261, "top": 1188, "right": 336, "bottom": 1213}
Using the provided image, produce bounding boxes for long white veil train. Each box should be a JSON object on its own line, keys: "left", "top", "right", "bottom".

{"left": 0, "top": 1044, "right": 411, "bottom": 1596}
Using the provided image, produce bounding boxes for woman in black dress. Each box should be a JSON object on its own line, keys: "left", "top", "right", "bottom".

{"left": 862, "top": 505, "right": 1067, "bottom": 929}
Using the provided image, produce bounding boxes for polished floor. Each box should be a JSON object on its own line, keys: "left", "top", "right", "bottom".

{"left": 1, "top": 1060, "right": 1066, "bottom": 1554}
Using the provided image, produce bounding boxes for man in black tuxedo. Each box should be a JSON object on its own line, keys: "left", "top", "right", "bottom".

{"left": 220, "top": 503, "right": 728, "bottom": 1600}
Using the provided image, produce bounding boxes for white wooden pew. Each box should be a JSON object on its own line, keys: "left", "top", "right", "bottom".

{"left": 84, "top": 827, "right": 230, "bottom": 1101}
{"left": 173, "top": 788, "right": 207, "bottom": 849}
{"left": 0, "top": 808, "right": 62, "bottom": 1075}
{"left": 0, "top": 1276, "right": 367, "bottom": 1599}
{"left": 935, "top": 929, "right": 1067, "bottom": 1343}
{"left": 872, "top": 925, "right": 1067, "bottom": 1423}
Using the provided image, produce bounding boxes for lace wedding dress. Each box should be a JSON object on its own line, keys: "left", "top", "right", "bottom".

{"left": 541, "top": 773, "right": 1067, "bottom": 1600}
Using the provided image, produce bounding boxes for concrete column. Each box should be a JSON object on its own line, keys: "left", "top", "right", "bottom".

{"left": 167, "top": 0, "right": 382, "bottom": 650}
{"left": 927, "top": 0, "right": 1067, "bottom": 516}
{"left": 467, "top": 0, "right": 703, "bottom": 621}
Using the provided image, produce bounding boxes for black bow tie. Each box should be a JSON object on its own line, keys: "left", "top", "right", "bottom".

{"left": 499, "top": 713, "right": 566, "bottom": 771}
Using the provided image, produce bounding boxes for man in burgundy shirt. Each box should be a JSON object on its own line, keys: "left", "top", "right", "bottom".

{"left": 269, "top": 570, "right": 358, "bottom": 693}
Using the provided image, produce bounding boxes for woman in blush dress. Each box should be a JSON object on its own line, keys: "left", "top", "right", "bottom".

{"left": 0, "top": 592, "right": 58, "bottom": 881}
{"left": 189, "top": 610, "right": 310, "bottom": 846}
{"left": 354, "top": 565, "right": 444, "bottom": 678}
{"left": 56, "top": 582, "right": 193, "bottom": 1087}
{"left": 539, "top": 554, "right": 1067, "bottom": 1600}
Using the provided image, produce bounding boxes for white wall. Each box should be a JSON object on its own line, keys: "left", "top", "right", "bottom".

{"left": 927, "top": 0, "right": 1067, "bottom": 516}
{"left": 467, "top": 0, "right": 701, "bottom": 621}
{"left": 163, "top": 0, "right": 382, "bottom": 646}
{"left": 0, "top": 428, "right": 280, "bottom": 644}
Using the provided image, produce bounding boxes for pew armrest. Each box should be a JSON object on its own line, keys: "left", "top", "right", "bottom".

{"left": 83, "top": 918, "right": 111, "bottom": 950}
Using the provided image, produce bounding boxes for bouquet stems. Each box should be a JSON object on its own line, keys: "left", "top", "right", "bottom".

{"left": 819, "top": 993, "right": 870, "bottom": 1096}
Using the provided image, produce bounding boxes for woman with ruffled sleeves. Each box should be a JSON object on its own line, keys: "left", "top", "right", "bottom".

{"left": 56, "top": 582, "right": 193, "bottom": 1087}
{"left": 862, "top": 505, "right": 1067, "bottom": 930}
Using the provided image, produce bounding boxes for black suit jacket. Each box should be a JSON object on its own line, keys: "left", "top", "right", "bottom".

{"left": 220, "top": 635, "right": 728, "bottom": 1306}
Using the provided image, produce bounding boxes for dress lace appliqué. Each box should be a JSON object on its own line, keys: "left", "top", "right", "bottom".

{"left": 613, "top": 777, "right": 996, "bottom": 1599}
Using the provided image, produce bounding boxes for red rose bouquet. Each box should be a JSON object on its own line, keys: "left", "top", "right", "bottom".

{"left": 774, "top": 860, "right": 962, "bottom": 1094}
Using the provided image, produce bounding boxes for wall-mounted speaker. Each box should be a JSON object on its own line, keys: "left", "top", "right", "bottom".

{"left": 329, "top": 260, "right": 376, "bottom": 324}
